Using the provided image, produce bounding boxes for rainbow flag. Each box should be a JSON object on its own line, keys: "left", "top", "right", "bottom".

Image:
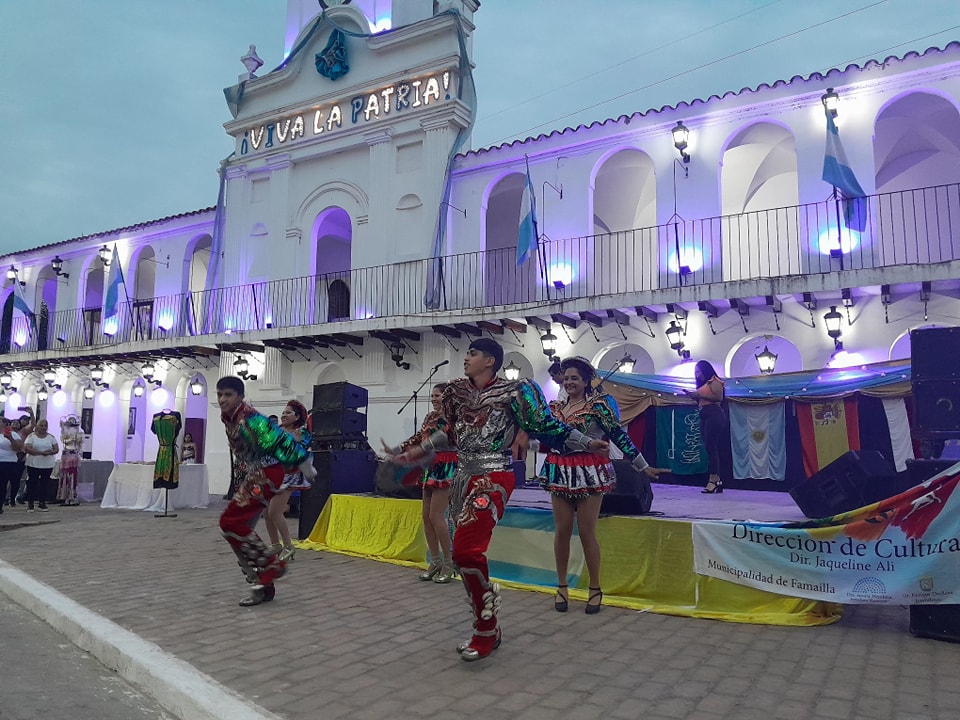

{"left": 796, "top": 397, "right": 860, "bottom": 477}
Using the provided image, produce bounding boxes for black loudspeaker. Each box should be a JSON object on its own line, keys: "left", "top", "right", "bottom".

{"left": 789, "top": 450, "right": 898, "bottom": 518}
{"left": 910, "top": 327, "right": 960, "bottom": 380}
{"left": 313, "top": 382, "right": 368, "bottom": 411}
{"left": 298, "top": 450, "right": 378, "bottom": 539}
{"left": 906, "top": 458, "right": 957, "bottom": 485}
{"left": 910, "top": 604, "right": 960, "bottom": 643}
{"left": 311, "top": 408, "right": 367, "bottom": 437}
{"left": 912, "top": 380, "right": 960, "bottom": 433}
{"left": 600, "top": 460, "right": 654, "bottom": 516}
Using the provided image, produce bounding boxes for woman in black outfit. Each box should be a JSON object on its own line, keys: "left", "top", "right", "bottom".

{"left": 686, "top": 360, "right": 728, "bottom": 493}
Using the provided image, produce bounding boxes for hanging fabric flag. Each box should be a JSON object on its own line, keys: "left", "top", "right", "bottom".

{"left": 728, "top": 401, "right": 787, "bottom": 481}
{"left": 882, "top": 397, "right": 915, "bottom": 472}
{"left": 796, "top": 397, "right": 861, "bottom": 477}
{"left": 516, "top": 156, "right": 539, "bottom": 265}
{"left": 822, "top": 113, "right": 867, "bottom": 232}
{"left": 103, "top": 245, "right": 127, "bottom": 322}
{"left": 11, "top": 278, "right": 36, "bottom": 338}
{"left": 655, "top": 406, "right": 707, "bottom": 475}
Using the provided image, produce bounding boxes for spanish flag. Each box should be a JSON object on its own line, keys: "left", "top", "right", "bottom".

{"left": 796, "top": 397, "right": 860, "bottom": 477}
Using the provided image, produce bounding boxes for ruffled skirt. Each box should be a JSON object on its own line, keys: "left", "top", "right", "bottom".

{"left": 423, "top": 451, "right": 457, "bottom": 489}
{"left": 538, "top": 452, "right": 616, "bottom": 497}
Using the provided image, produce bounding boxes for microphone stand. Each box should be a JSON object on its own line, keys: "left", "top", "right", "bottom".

{"left": 594, "top": 360, "right": 625, "bottom": 395}
{"left": 398, "top": 363, "right": 445, "bottom": 430}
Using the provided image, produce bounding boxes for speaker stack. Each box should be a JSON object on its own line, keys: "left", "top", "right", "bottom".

{"left": 911, "top": 327, "right": 960, "bottom": 437}
{"left": 908, "top": 327, "right": 960, "bottom": 642}
{"left": 298, "top": 382, "right": 377, "bottom": 539}
{"left": 600, "top": 460, "right": 654, "bottom": 516}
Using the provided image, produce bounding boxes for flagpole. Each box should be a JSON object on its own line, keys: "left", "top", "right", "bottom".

{"left": 118, "top": 247, "right": 138, "bottom": 341}
{"left": 832, "top": 187, "right": 845, "bottom": 272}
{"left": 537, "top": 232, "right": 551, "bottom": 303}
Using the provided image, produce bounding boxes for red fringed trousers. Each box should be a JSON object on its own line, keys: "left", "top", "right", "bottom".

{"left": 451, "top": 470, "right": 515, "bottom": 654}
{"left": 219, "top": 464, "right": 286, "bottom": 587}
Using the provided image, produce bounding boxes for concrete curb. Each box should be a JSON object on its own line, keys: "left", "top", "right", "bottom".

{"left": 0, "top": 559, "right": 284, "bottom": 720}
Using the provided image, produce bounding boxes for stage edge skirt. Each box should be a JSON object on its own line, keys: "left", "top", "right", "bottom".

{"left": 296, "top": 494, "right": 841, "bottom": 627}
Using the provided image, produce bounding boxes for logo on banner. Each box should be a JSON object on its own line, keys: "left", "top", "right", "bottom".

{"left": 919, "top": 576, "right": 934, "bottom": 592}
{"left": 848, "top": 577, "right": 891, "bottom": 603}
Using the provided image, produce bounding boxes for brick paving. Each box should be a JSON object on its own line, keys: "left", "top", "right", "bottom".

{"left": 1, "top": 502, "right": 959, "bottom": 720}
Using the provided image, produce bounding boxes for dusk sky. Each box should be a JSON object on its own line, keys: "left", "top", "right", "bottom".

{"left": 1, "top": 0, "right": 958, "bottom": 255}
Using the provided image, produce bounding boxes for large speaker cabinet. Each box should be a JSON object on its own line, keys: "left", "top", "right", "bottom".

{"left": 789, "top": 450, "right": 899, "bottom": 518}
{"left": 911, "top": 327, "right": 960, "bottom": 437}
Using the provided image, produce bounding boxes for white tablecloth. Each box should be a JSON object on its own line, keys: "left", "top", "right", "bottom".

{"left": 100, "top": 463, "right": 209, "bottom": 511}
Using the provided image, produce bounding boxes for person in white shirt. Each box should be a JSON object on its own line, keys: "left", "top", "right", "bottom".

{"left": 24, "top": 419, "right": 59, "bottom": 513}
{"left": 0, "top": 417, "right": 24, "bottom": 515}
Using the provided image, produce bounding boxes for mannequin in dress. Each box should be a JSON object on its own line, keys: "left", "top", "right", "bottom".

{"left": 58, "top": 416, "right": 83, "bottom": 506}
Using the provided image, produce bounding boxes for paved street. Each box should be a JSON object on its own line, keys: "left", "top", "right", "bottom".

{"left": 1, "top": 502, "right": 959, "bottom": 720}
{"left": 0, "top": 593, "right": 173, "bottom": 720}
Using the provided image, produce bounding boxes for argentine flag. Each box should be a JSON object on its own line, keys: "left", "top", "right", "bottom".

{"left": 516, "top": 156, "right": 539, "bottom": 265}
{"left": 12, "top": 279, "right": 36, "bottom": 338}
{"left": 103, "top": 245, "right": 126, "bottom": 323}
{"left": 822, "top": 113, "right": 867, "bottom": 232}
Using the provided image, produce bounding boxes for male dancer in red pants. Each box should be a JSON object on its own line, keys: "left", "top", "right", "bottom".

{"left": 386, "top": 338, "right": 608, "bottom": 661}
{"left": 217, "top": 376, "right": 315, "bottom": 606}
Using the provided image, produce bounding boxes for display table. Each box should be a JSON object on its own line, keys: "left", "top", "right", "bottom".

{"left": 100, "top": 463, "right": 209, "bottom": 511}
{"left": 77, "top": 461, "right": 116, "bottom": 502}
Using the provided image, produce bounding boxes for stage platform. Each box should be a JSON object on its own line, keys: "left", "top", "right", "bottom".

{"left": 511, "top": 482, "right": 809, "bottom": 522}
{"left": 299, "top": 482, "right": 839, "bottom": 627}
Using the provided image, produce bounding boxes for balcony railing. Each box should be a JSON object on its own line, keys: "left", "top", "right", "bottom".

{"left": 4, "top": 181, "right": 959, "bottom": 356}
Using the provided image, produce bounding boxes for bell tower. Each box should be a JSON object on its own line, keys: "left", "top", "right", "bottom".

{"left": 284, "top": 0, "right": 478, "bottom": 60}
{"left": 219, "top": 0, "right": 480, "bottom": 304}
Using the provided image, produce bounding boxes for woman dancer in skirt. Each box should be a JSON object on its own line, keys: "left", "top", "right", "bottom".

{"left": 393, "top": 383, "right": 458, "bottom": 583}
{"left": 264, "top": 400, "right": 313, "bottom": 562}
{"left": 539, "top": 357, "right": 664, "bottom": 614}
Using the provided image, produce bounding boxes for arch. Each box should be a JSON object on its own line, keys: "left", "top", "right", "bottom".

{"left": 309, "top": 207, "right": 353, "bottom": 323}
{"left": 889, "top": 323, "right": 949, "bottom": 361}
{"left": 725, "top": 334, "right": 803, "bottom": 378}
{"left": 502, "top": 351, "right": 534, "bottom": 384}
{"left": 874, "top": 91, "right": 960, "bottom": 193}
{"left": 593, "top": 343, "right": 655, "bottom": 376}
{"left": 872, "top": 91, "right": 960, "bottom": 265}
{"left": 307, "top": 361, "right": 348, "bottom": 389}
{"left": 184, "top": 233, "right": 213, "bottom": 295}
{"left": 313, "top": 207, "right": 353, "bottom": 277}
{"left": 130, "top": 245, "right": 157, "bottom": 300}
{"left": 591, "top": 148, "right": 656, "bottom": 234}
{"left": 129, "top": 246, "right": 157, "bottom": 340}
{"left": 483, "top": 172, "right": 532, "bottom": 305}
{"left": 0, "top": 290, "right": 12, "bottom": 354}
{"left": 720, "top": 121, "right": 800, "bottom": 281}
{"left": 294, "top": 180, "right": 368, "bottom": 231}
{"left": 85, "top": 265, "right": 104, "bottom": 308}
{"left": 34, "top": 265, "right": 58, "bottom": 352}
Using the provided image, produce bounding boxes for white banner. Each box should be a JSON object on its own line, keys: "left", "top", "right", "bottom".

{"left": 693, "top": 465, "right": 960, "bottom": 605}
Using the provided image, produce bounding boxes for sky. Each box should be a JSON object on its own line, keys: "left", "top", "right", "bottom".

{"left": 1, "top": 0, "right": 958, "bottom": 256}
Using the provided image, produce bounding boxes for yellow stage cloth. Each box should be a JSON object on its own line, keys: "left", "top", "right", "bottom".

{"left": 298, "top": 494, "right": 841, "bottom": 627}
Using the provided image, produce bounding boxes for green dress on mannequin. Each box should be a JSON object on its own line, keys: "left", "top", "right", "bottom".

{"left": 151, "top": 410, "right": 182, "bottom": 489}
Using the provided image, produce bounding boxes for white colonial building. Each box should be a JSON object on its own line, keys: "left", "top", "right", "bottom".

{"left": 2, "top": 0, "right": 959, "bottom": 492}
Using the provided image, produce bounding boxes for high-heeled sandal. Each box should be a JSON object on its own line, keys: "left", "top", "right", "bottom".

{"left": 554, "top": 584, "right": 569, "bottom": 613}
{"left": 701, "top": 480, "right": 724, "bottom": 494}
{"left": 419, "top": 560, "right": 442, "bottom": 581}
{"left": 585, "top": 587, "right": 603, "bottom": 615}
